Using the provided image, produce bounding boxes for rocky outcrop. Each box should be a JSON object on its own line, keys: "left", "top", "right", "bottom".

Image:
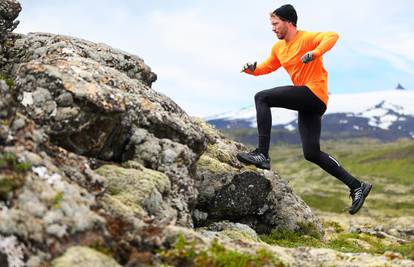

{"left": 4, "top": 31, "right": 208, "bottom": 227}
{"left": 193, "top": 119, "right": 322, "bottom": 234}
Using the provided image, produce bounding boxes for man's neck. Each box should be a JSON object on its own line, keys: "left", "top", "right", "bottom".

{"left": 284, "top": 28, "right": 299, "bottom": 42}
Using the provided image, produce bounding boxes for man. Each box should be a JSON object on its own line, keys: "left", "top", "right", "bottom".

{"left": 236, "top": 4, "right": 372, "bottom": 215}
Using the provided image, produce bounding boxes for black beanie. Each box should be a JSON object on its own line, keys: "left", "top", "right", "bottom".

{"left": 273, "top": 4, "right": 297, "bottom": 26}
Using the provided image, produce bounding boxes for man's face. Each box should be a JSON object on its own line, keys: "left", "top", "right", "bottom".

{"left": 271, "top": 16, "right": 288, "bottom": 40}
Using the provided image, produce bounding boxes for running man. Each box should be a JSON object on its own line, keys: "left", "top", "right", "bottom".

{"left": 236, "top": 4, "right": 372, "bottom": 215}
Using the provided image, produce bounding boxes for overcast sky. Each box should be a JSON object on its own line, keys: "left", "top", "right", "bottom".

{"left": 16, "top": 0, "right": 414, "bottom": 117}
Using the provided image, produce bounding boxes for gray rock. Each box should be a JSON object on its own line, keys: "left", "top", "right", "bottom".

{"left": 52, "top": 246, "right": 121, "bottom": 267}
{"left": 193, "top": 119, "right": 323, "bottom": 234}
{"left": 0, "top": 0, "right": 21, "bottom": 41}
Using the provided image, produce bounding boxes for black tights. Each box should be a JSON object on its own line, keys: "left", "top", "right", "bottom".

{"left": 255, "top": 85, "right": 361, "bottom": 190}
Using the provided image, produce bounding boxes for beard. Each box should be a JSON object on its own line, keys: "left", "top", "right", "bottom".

{"left": 274, "top": 25, "right": 288, "bottom": 40}
{"left": 276, "top": 32, "right": 285, "bottom": 39}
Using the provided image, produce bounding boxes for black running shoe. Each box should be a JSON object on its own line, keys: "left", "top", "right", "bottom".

{"left": 349, "top": 182, "right": 372, "bottom": 215}
{"left": 236, "top": 148, "right": 271, "bottom": 170}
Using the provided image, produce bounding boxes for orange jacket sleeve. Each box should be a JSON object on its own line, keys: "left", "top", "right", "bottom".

{"left": 310, "top": 32, "right": 339, "bottom": 57}
{"left": 246, "top": 44, "right": 281, "bottom": 76}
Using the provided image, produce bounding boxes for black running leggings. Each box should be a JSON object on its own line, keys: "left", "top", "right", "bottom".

{"left": 255, "top": 85, "right": 361, "bottom": 190}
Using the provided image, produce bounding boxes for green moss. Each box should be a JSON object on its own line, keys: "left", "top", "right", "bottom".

{"left": 15, "top": 161, "right": 32, "bottom": 172}
{"left": 52, "top": 191, "right": 64, "bottom": 208}
{"left": 0, "top": 152, "right": 30, "bottom": 199}
{"left": 261, "top": 224, "right": 414, "bottom": 260}
{"left": 95, "top": 164, "right": 170, "bottom": 217}
{"left": 350, "top": 233, "right": 414, "bottom": 260}
{"left": 326, "top": 233, "right": 362, "bottom": 253}
{"left": 0, "top": 175, "right": 21, "bottom": 198}
{"left": 261, "top": 226, "right": 414, "bottom": 261}
{"left": 259, "top": 227, "right": 323, "bottom": 248}
{"left": 197, "top": 154, "right": 235, "bottom": 175}
{"left": 89, "top": 242, "right": 114, "bottom": 257}
{"left": 221, "top": 229, "right": 258, "bottom": 243}
{"left": 159, "top": 234, "right": 285, "bottom": 267}
{"left": 391, "top": 242, "right": 414, "bottom": 260}
{"left": 0, "top": 72, "right": 14, "bottom": 88}
{"left": 296, "top": 221, "right": 321, "bottom": 239}
{"left": 0, "top": 152, "right": 32, "bottom": 173}
{"left": 205, "top": 143, "right": 233, "bottom": 165}
{"left": 322, "top": 220, "right": 345, "bottom": 233}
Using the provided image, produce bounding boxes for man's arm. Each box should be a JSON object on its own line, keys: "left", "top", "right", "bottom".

{"left": 310, "top": 31, "right": 339, "bottom": 57}
{"left": 244, "top": 45, "right": 281, "bottom": 75}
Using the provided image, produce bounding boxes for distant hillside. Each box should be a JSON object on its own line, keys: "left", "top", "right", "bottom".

{"left": 206, "top": 88, "right": 414, "bottom": 144}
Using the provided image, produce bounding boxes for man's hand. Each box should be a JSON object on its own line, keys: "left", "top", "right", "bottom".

{"left": 301, "top": 51, "right": 314, "bottom": 64}
{"left": 241, "top": 61, "right": 257, "bottom": 73}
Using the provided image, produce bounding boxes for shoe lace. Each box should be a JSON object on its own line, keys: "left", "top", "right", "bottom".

{"left": 350, "top": 187, "right": 363, "bottom": 202}
{"left": 248, "top": 148, "right": 266, "bottom": 161}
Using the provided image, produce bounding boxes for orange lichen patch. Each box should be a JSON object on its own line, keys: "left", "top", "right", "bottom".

{"left": 139, "top": 97, "right": 155, "bottom": 111}
{"left": 63, "top": 80, "right": 126, "bottom": 113}
{"left": 63, "top": 80, "right": 76, "bottom": 94}
{"left": 84, "top": 82, "right": 98, "bottom": 98}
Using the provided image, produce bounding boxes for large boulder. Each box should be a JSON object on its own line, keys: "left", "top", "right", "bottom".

{"left": 193, "top": 118, "right": 322, "bottom": 234}
{"left": 4, "top": 32, "right": 208, "bottom": 227}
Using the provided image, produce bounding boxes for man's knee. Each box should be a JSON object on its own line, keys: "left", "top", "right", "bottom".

{"left": 254, "top": 90, "right": 267, "bottom": 104}
{"left": 303, "top": 150, "right": 320, "bottom": 163}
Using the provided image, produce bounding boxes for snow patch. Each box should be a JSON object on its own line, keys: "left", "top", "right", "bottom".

{"left": 284, "top": 124, "right": 296, "bottom": 131}
{"left": 205, "top": 90, "right": 414, "bottom": 129}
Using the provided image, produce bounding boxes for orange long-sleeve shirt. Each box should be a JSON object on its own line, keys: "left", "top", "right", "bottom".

{"left": 248, "top": 30, "right": 339, "bottom": 106}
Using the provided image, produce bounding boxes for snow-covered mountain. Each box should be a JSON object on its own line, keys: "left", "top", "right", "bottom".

{"left": 205, "top": 87, "right": 414, "bottom": 143}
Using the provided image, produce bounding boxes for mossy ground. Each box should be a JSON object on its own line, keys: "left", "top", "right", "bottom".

{"left": 269, "top": 138, "right": 414, "bottom": 217}
{"left": 0, "top": 152, "right": 31, "bottom": 199}
{"left": 260, "top": 223, "right": 414, "bottom": 260}
{"left": 0, "top": 72, "right": 15, "bottom": 88}
{"left": 158, "top": 235, "right": 285, "bottom": 267}
{"left": 258, "top": 138, "right": 414, "bottom": 260}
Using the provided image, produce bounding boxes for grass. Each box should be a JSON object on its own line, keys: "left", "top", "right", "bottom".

{"left": 260, "top": 228, "right": 323, "bottom": 248}
{"left": 254, "top": 138, "right": 414, "bottom": 260}
{"left": 267, "top": 138, "right": 414, "bottom": 217}
{"left": 159, "top": 234, "right": 285, "bottom": 267}
{"left": 260, "top": 225, "right": 414, "bottom": 260}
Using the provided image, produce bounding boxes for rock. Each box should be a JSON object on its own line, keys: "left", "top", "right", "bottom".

{"left": 95, "top": 164, "right": 175, "bottom": 222}
{"left": 193, "top": 119, "right": 323, "bottom": 235}
{"left": 197, "top": 221, "right": 260, "bottom": 243}
{"left": 52, "top": 246, "right": 121, "bottom": 267}
{"left": 0, "top": 0, "right": 21, "bottom": 41}
{"left": 0, "top": 235, "right": 25, "bottom": 267}
{"left": 6, "top": 32, "right": 156, "bottom": 86}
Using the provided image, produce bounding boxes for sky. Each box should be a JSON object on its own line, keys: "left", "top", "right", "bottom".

{"left": 15, "top": 0, "right": 414, "bottom": 118}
